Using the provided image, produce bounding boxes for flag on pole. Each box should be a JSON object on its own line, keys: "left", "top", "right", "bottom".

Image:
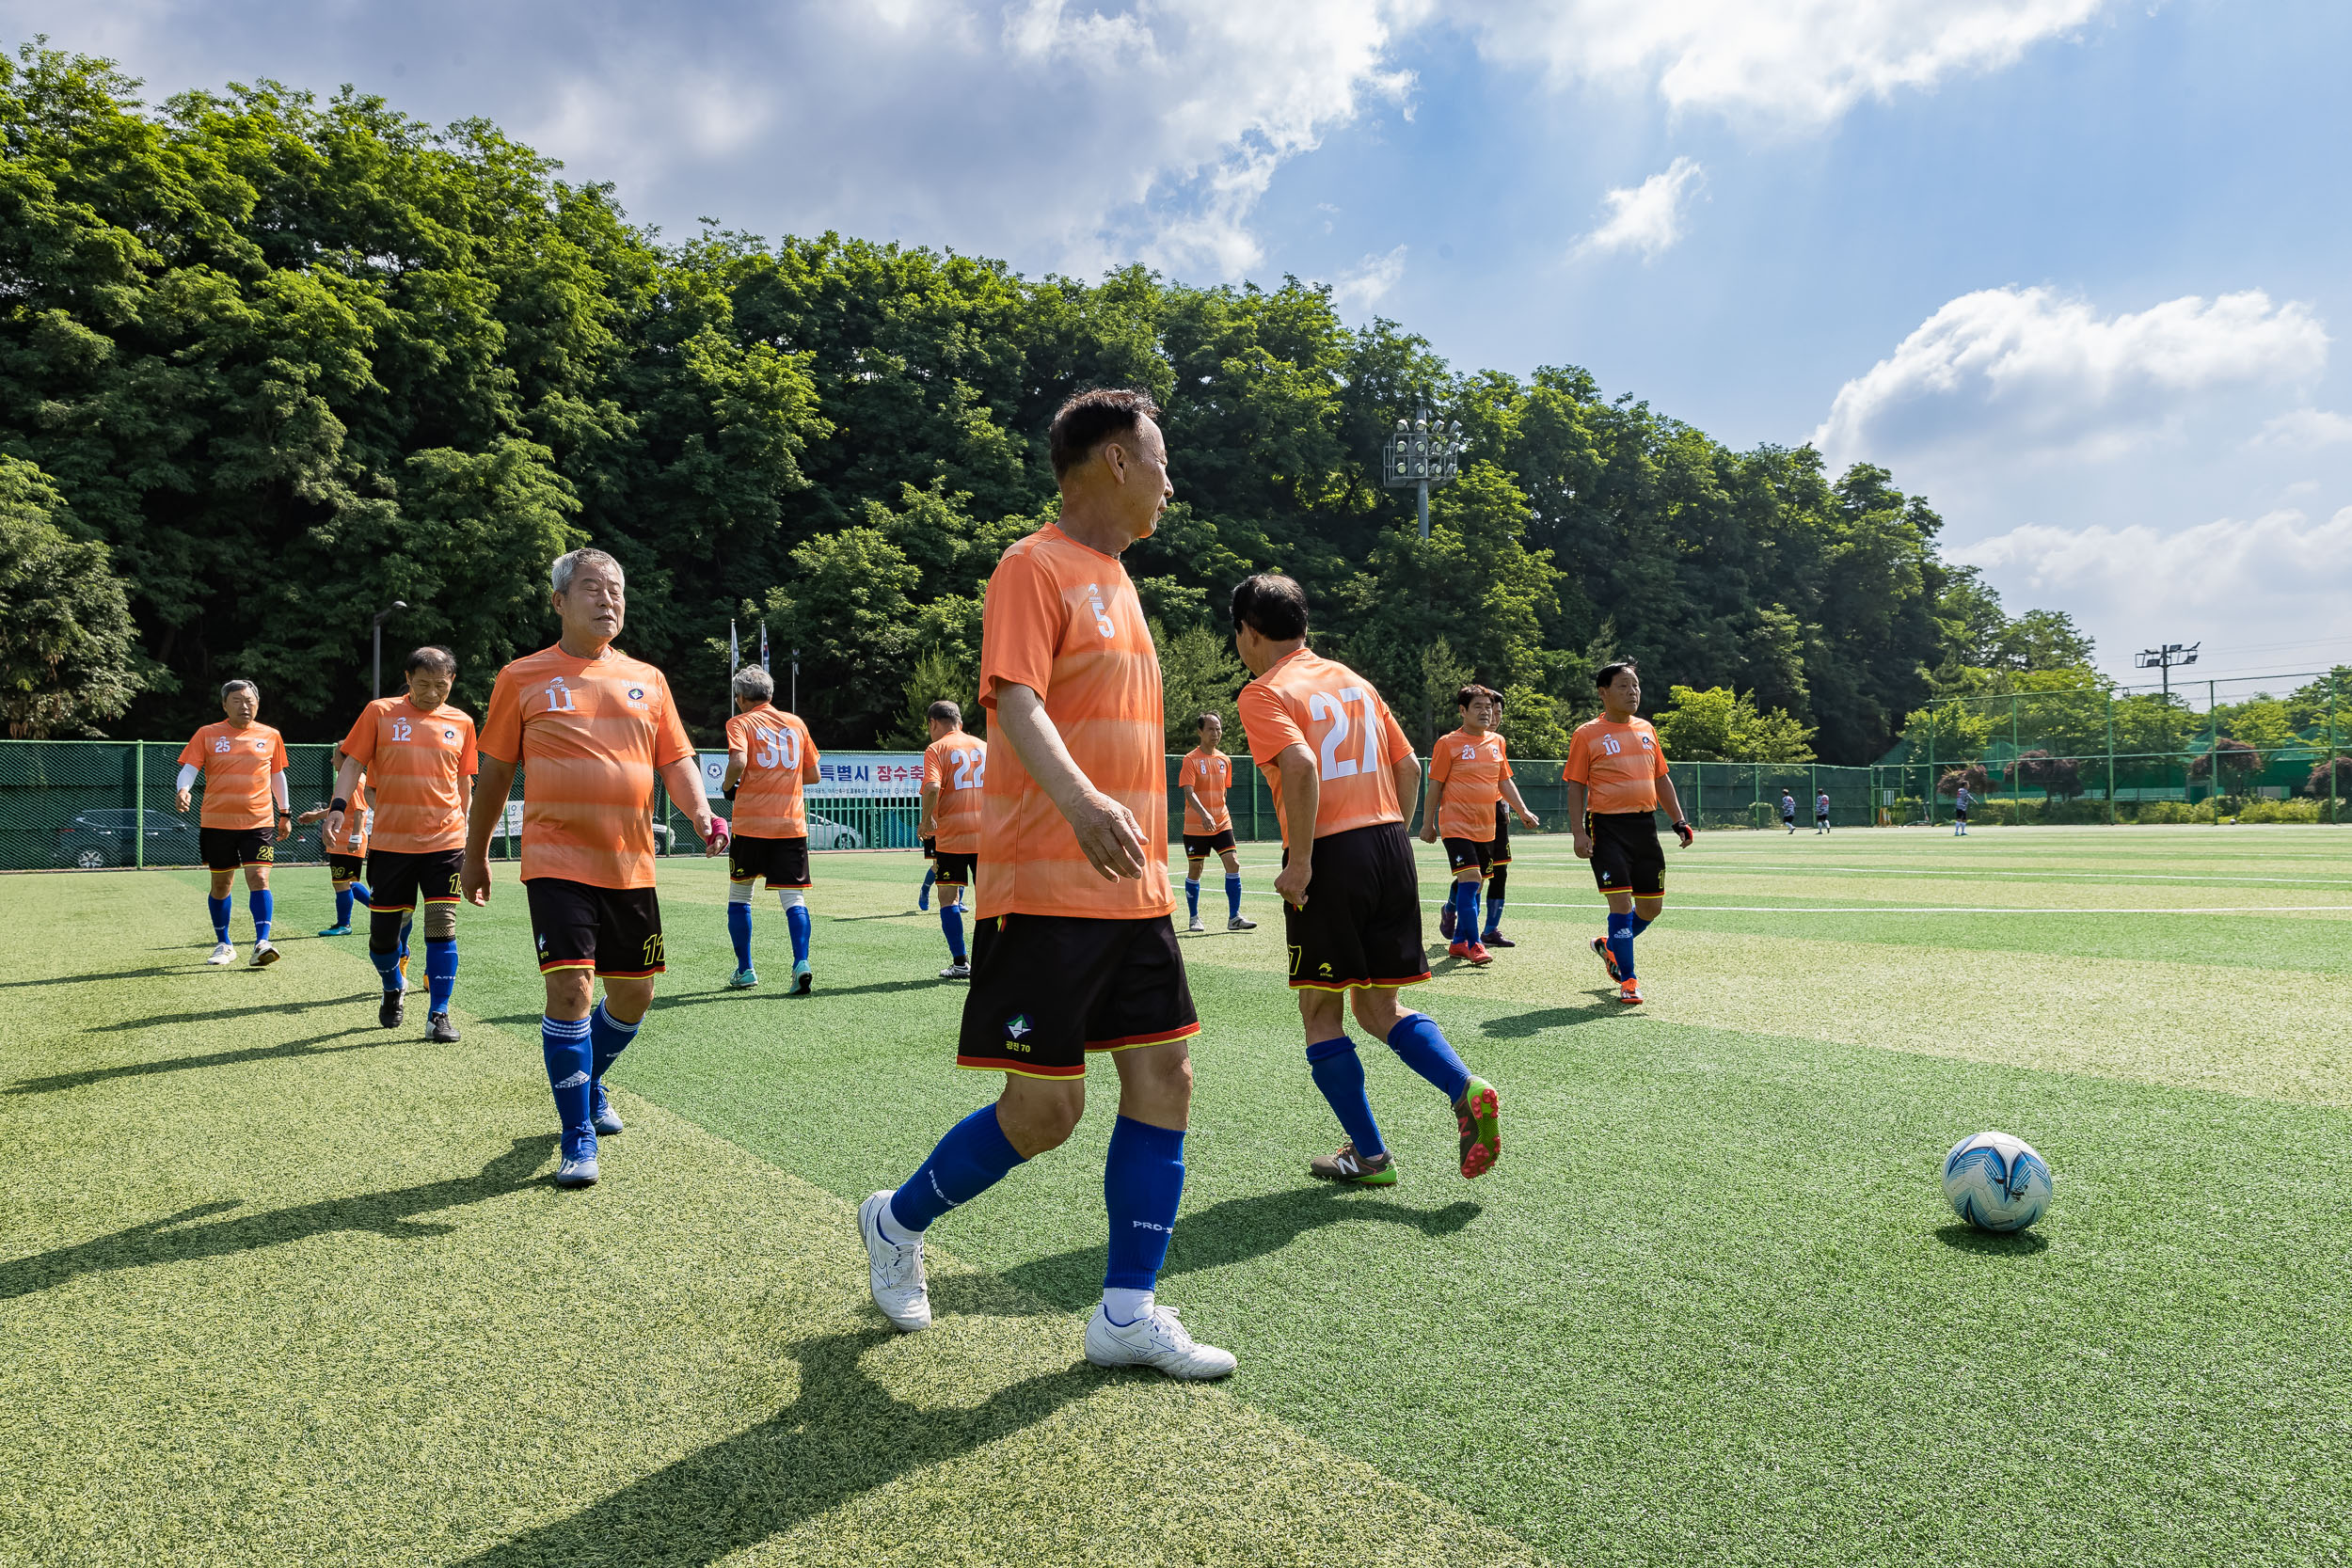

{"left": 729, "top": 620, "right": 740, "bottom": 675}
{"left": 759, "top": 621, "right": 771, "bottom": 672}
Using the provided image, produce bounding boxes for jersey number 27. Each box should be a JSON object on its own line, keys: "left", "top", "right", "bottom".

{"left": 1306, "top": 688, "right": 1380, "bottom": 779}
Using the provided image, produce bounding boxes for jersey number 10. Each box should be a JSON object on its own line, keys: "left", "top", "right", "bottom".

{"left": 1307, "top": 688, "right": 1380, "bottom": 779}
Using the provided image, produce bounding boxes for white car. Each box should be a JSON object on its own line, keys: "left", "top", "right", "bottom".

{"left": 487, "top": 800, "right": 676, "bottom": 855}
{"left": 804, "top": 811, "right": 864, "bottom": 849}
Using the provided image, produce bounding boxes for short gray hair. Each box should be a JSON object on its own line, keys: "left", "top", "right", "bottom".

{"left": 221, "top": 679, "right": 259, "bottom": 703}
{"left": 550, "top": 547, "right": 625, "bottom": 595}
{"left": 731, "top": 665, "right": 775, "bottom": 704}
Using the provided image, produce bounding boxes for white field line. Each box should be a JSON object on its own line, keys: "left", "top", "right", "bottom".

{"left": 1216, "top": 856, "right": 2352, "bottom": 888}
{"left": 1214, "top": 888, "right": 2352, "bottom": 916}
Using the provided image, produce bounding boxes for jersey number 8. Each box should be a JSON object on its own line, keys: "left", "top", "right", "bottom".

{"left": 1306, "top": 687, "right": 1380, "bottom": 779}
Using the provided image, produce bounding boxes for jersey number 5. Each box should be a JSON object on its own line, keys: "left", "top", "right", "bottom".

{"left": 1307, "top": 688, "right": 1380, "bottom": 779}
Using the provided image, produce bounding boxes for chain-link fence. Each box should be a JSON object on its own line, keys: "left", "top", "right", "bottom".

{"left": 1874, "top": 671, "right": 2349, "bottom": 826}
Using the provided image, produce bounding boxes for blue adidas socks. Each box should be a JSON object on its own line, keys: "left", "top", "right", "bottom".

{"left": 1387, "top": 1013, "right": 1471, "bottom": 1102}
{"left": 726, "top": 897, "right": 754, "bottom": 970}
{"left": 1629, "top": 911, "right": 1652, "bottom": 939}
{"left": 541, "top": 1015, "right": 593, "bottom": 1137}
{"left": 1451, "top": 880, "right": 1480, "bottom": 942}
{"left": 941, "top": 904, "right": 966, "bottom": 962}
{"left": 588, "top": 1001, "right": 638, "bottom": 1086}
{"left": 887, "top": 1104, "right": 1025, "bottom": 1236}
{"left": 917, "top": 864, "right": 935, "bottom": 910}
{"left": 1102, "top": 1115, "right": 1184, "bottom": 1323}
{"left": 353, "top": 880, "right": 371, "bottom": 911}
{"left": 1607, "top": 910, "right": 1636, "bottom": 979}
{"left": 248, "top": 889, "right": 273, "bottom": 941}
{"left": 333, "top": 885, "right": 356, "bottom": 927}
{"left": 424, "top": 937, "right": 457, "bottom": 1014}
{"left": 1306, "top": 1037, "right": 1386, "bottom": 1157}
{"left": 1225, "top": 873, "right": 1243, "bottom": 921}
{"left": 1185, "top": 879, "right": 1200, "bottom": 922}
{"left": 783, "top": 895, "right": 812, "bottom": 963}
{"left": 207, "top": 895, "right": 231, "bottom": 942}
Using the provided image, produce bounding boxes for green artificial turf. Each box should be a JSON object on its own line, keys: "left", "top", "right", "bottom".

{"left": 7, "top": 823, "right": 2352, "bottom": 1565}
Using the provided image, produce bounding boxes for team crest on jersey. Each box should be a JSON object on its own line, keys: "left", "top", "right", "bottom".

{"left": 1003, "top": 1013, "right": 1033, "bottom": 1051}
{"left": 443, "top": 728, "right": 457, "bottom": 742}
{"left": 628, "top": 687, "right": 645, "bottom": 702}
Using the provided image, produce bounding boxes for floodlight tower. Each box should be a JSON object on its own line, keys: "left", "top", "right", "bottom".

{"left": 2135, "top": 641, "right": 2199, "bottom": 702}
{"left": 1382, "top": 408, "right": 1467, "bottom": 539}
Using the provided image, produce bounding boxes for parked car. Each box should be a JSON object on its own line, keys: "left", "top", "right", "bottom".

{"left": 487, "top": 800, "right": 675, "bottom": 856}
{"left": 53, "top": 809, "right": 201, "bottom": 869}
{"left": 806, "top": 811, "right": 864, "bottom": 850}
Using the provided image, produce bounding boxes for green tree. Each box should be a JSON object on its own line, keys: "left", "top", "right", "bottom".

{"left": 0, "top": 456, "right": 145, "bottom": 735}
{"left": 1155, "top": 622, "right": 1248, "bottom": 752}
{"left": 1652, "top": 684, "right": 1816, "bottom": 763}
{"left": 880, "top": 648, "right": 978, "bottom": 751}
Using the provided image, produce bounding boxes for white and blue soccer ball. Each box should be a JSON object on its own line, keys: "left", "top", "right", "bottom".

{"left": 1942, "top": 1131, "right": 2053, "bottom": 1233}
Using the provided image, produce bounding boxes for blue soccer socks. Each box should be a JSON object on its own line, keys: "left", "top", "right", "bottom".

{"left": 247, "top": 889, "right": 273, "bottom": 941}
{"left": 888, "top": 1104, "right": 1025, "bottom": 1236}
{"left": 1387, "top": 1013, "right": 1471, "bottom": 1103}
{"left": 1185, "top": 879, "right": 1201, "bottom": 922}
{"left": 1306, "top": 1037, "right": 1387, "bottom": 1158}
{"left": 1225, "top": 873, "right": 1244, "bottom": 922}
{"left": 207, "top": 895, "right": 232, "bottom": 943}
{"left": 917, "top": 864, "right": 935, "bottom": 911}
{"left": 352, "top": 880, "right": 372, "bottom": 911}
{"left": 424, "top": 938, "right": 458, "bottom": 1014}
{"left": 541, "top": 1015, "right": 594, "bottom": 1134}
{"left": 1629, "top": 911, "right": 1653, "bottom": 938}
{"left": 332, "top": 885, "right": 357, "bottom": 927}
{"left": 782, "top": 894, "right": 812, "bottom": 963}
{"left": 1103, "top": 1115, "right": 1185, "bottom": 1298}
{"left": 1607, "top": 910, "right": 1637, "bottom": 979}
{"left": 940, "top": 905, "right": 966, "bottom": 962}
{"left": 1483, "top": 867, "right": 1507, "bottom": 937}
{"left": 588, "top": 1001, "right": 639, "bottom": 1085}
{"left": 726, "top": 898, "right": 755, "bottom": 970}
{"left": 1451, "top": 881, "right": 1481, "bottom": 942}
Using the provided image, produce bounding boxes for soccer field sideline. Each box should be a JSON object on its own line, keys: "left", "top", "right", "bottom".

{"left": 7, "top": 828, "right": 2352, "bottom": 1565}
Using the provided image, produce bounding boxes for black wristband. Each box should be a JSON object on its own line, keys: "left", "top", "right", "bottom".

{"left": 329, "top": 797, "right": 348, "bottom": 813}
{"left": 723, "top": 784, "right": 738, "bottom": 800}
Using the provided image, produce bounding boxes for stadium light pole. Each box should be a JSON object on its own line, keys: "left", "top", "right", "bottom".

{"left": 2135, "top": 641, "right": 2198, "bottom": 704}
{"left": 1383, "top": 408, "right": 1467, "bottom": 540}
{"left": 373, "top": 600, "right": 408, "bottom": 699}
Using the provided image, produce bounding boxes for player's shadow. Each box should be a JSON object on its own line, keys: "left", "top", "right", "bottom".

{"left": 0, "top": 965, "right": 188, "bottom": 990}
{"left": 1931, "top": 1222, "right": 2050, "bottom": 1257}
{"left": 0, "top": 1134, "right": 554, "bottom": 1301}
{"left": 82, "top": 996, "right": 375, "bottom": 1032}
{"left": 1480, "top": 1002, "right": 1620, "bottom": 1037}
{"left": 452, "top": 1326, "right": 1099, "bottom": 1568}
{"left": 7, "top": 1026, "right": 389, "bottom": 1095}
{"left": 945, "top": 1184, "right": 1483, "bottom": 1316}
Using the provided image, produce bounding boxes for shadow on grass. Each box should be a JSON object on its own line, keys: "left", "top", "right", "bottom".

{"left": 0, "top": 965, "right": 190, "bottom": 990}
{"left": 943, "top": 1183, "right": 1484, "bottom": 1316}
{"left": 452, "top": 1326, "right": 1099, "bottom": 1568}
{"left": 83, "top": 996, "right": 377, "bottom": 1033}
{"left": 0, "top": 1135, "right": 554, "bottom": 1301}
{"left": 1932, "top": 1222, "right": 2051, "bottom": 1256}
{"left": 8, "top": 1026, "right": 389, "bottom": 1095}
{"left": 1480, "top": 1002, "right": 1619, "bottom": 1037}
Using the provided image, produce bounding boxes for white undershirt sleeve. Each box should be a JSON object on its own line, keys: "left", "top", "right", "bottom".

{"left": 272, "top": 770, "right": 290, "bottom": 810}
{"left": 177, "top": 764, "right": 199, "bottom": 791}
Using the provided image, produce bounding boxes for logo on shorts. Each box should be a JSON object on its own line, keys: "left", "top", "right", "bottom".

{"left": 1005, "top": 1013, "right": 1033, "bottom": 1044}
{"left": 1318, "top": 961, "right": 1333, "bottom": 977}
{"left": 536, "top": 933, "right": 548, "bottom": 953}
{"left": 1599, "top": 872, "right": 1613, "bottom": 884}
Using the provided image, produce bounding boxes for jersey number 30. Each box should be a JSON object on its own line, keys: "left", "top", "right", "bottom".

{"left": 756, "top": 728, "right": 802, "bottom": 770}
{"left": 1307, "top": 688, "right": 1380, "bottom": 779}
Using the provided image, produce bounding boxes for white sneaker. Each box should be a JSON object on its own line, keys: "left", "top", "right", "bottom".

{"left": 206, "top": 942, "right": 236, "bottom": 966}
{"left": 1184, "top": 917, "right": 1206, "bottom": 933}
{"left": 859, "top": 1191, "right": 930, "bottom": 1332}
{"left": 1083, "top": 1303, "right": 1235, "bottom": 1380}
{"left": 250, "top": 940, "right": 280, "bottom": 967}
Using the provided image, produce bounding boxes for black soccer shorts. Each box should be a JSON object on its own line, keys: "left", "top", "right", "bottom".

{"left": 1490, "top": 801, "right": 1513, "bottom": 867}
{"left": 931, "top": 849, "right": 977, "bottom": 887}
{"left": 326, "top": 852, "right": 366, "bottom": 881}
{"left": 955, "top": 913, "right": 1199, "bottom": 1080}
{"left": 920, "top": 836, "right": 937, "bottom": 859}
{"left": 1182, "top": 828, "right": 1237, "bottom": 857}
{"left": 1585, "top": 811, "right": 1665, "bottom": 898}
{"left": 1442, "top": 834, "right": 1496, "bottom": 879}
{"left": 729, "top": 833, "right": 811, "bottom": 889}
{"left": 1285, "top": 821, "right": 1429, "bottom": 992}
{"left": 367, "top": 847, "right": 464, "bottom": 911}
{"left": 527, "top": 878, "right": 665, "bottom": 978}
{"left": 199, "top": 826, "right": 275, "bottom": 870}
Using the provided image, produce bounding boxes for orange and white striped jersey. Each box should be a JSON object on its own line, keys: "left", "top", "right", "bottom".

{"left": 482, "top": 644, "right": 694, "bottom": 889}
{"left": 1564, "top": 716, "right": 1668, "bottom": 815}
{"left": 723, "top": 705, "right": 818, "bottom": 839}
{"left": 923, "top": 729, "right": 986, "bottom": 855}
{"left": 1236, "top": 649, "right": 1414, "bottom": 841}
{"left": 179, "top": 721, "right": 286, "bottom": 830}
{"left": 339, "top": 698, "right": 479, "bottom": 852}
{"left": 974, "top": 525, "right": 1172, "bottom": 920}
{"left": 1178, "top": 748, "right": 1233, "bottom": 835}
{"left": 1428, "top": 727, "right": 1512, "bottom": 841}
{"left": 325, "top": 768, "right": 372, "bottom": 859}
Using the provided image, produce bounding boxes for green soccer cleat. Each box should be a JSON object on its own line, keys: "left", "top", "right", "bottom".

{"left": 1454, "top": 1077, "right": 1501, "bottom": 1180}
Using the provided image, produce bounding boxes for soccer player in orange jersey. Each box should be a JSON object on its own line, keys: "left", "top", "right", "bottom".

{"left": 719, "top": 664, "right": 820, "bottom": 992}
{"left": 858, "top": 389, "right": 1232, "bottom": 1379}
{"left": 1563, "top": 659, "right": 1695, "bottom": 1006}
{"left": 1232, "top": 573, "right": 1502, "bottom": 1189}
{"left": 1422, "top": 684, "right": 1540, "bottom": 961}
{"left": 328, "top": 646, "right": 478, "bottom": 1039}
{"left": 461, "top": 548, "right": 728, "bottom": 1189}
{"left": 295, "top": 764, "right": 372, "bottom": 937}
{"left": 175, "top": 680, "right": 293, "bottom": 967}
{"left": 1177, "top": 712, "right": 1256, "bottom": 935}
{"left": 917, "top": 699, "right": 984, "bottom": 979}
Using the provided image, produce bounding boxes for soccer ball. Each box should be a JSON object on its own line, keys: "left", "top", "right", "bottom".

{"left": 1942, "top": 1131, "right": 2053, "bottom": 1233}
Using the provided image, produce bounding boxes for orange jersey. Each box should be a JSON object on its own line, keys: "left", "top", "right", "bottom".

{"left": 1236, "top": 649, "right": 1414, "bottom": 841}
{"left": 973, "top": 525, "right": 1171, "bottom": 920}
{"left": 339, "top": 698, "right": 479, "bottom": 852}
{"left": 1178, "top": 748, "right": 1234, "bottom": 835}
{"left": 482, "top": 644, "right": 694, "bottom": 890}
{"left": 724, "top": 705, "right": 818, "bottom": 838}
{"left": 1428, "top": 727, "right": 1512, "bottom": 841}
{"left": 179, "top": 721, "right": 286, "bottom": 830}
{"left": 1564, "top": 715, "right": 1668, "bottom": 815}
{"left": 923, "top": 730, "right": 987, "bottom": 855}
{"left": 325, "top": 768, "right": 372, "bottom": 859}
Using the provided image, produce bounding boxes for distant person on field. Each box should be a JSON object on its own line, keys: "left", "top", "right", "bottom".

{"left": 1424, "top": 684, "right": 1539, "bottom": 958}
{"left": 1178, "top": 711, "right": 1255, "bottom": 934}
{"left": 176, "top": 680, "right": 292, "bottom": 968}
{"left": 1954, "top": 784, "right": 1972, "bottom": 836}
{"left": 296, "top": 763, "right": 373, "bottom": 937}
{"left": 720, "top": 665, "right": 821, "bottom": 994}
{"left": 1816, "top": 789, "right": 1832, "bottom": 833}
{"left": 1781, "top": 790, "right": 1797, "bottom": 833}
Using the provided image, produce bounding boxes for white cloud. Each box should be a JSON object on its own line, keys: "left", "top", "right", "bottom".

{"left": 1457, "top": 0, "right": 2108, "bottom": 128}
{"left": 2250, "top": 407, "right": 2352, "bottom": 451}
{"left": 1330, "top": 244, "right": 1408, "bottom": 311}
{"left": 1816, "top": 287, "right": 2329, "bottom": 467}
{"left": 1572, "top": 157, "right": 1705, "bottom": 261}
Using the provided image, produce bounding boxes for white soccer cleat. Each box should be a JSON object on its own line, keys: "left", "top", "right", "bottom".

{"left": 859, "top": 1191, "right": 930, "bottom": 1332}
{"left": 206, "top": 942, "right": 236, "bottom": 966}
{"left": 250, "top": 940, "right": 280, "bottom": 967}
{"left": 1184, "top": 916, "right": 1206, "bottom": 933}
{"left": 1083, "top": 1303, "right": 1235, "bottom": 1380}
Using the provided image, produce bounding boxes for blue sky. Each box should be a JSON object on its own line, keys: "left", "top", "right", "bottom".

{"left": 20, "top": 0, "right": 2352, "bottom": 689}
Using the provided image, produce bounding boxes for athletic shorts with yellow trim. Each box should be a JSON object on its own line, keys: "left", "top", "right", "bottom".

{"left": 955, "top": 912, "right": 1198, "bottom": 1080}
{"left": 526, "top": 878, "right": 665, "bottom": 978}
{"left": 1284, "top": 820, "right": 1430, "bottom": 992}
{"left": 366, "top": 847, "right": 464, "bottom": 912}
